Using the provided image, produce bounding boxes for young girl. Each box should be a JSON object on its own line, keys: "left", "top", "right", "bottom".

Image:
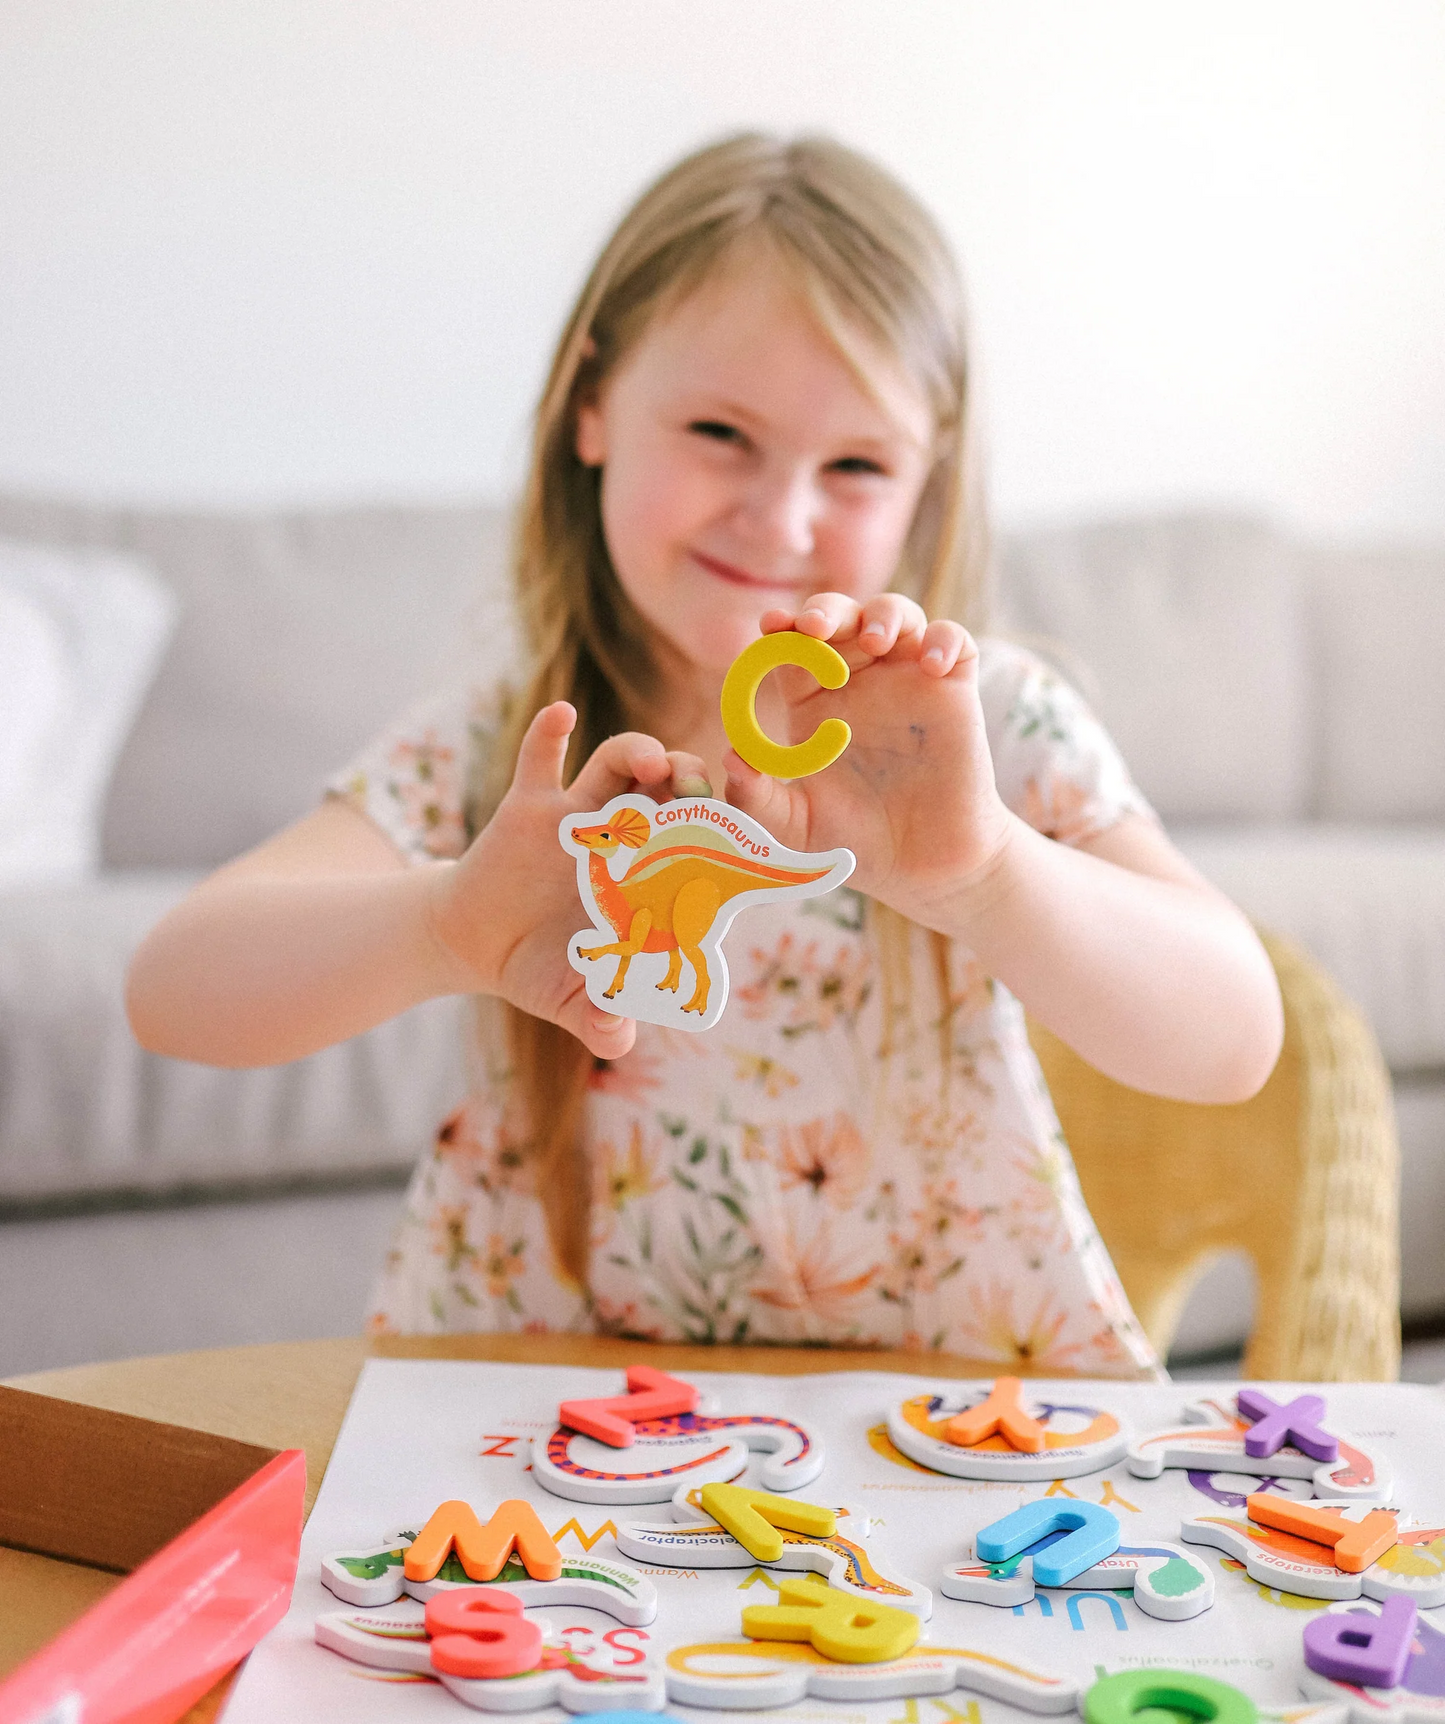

{"left": 127, "top": 134, "right": 1282, "bottom": 1375}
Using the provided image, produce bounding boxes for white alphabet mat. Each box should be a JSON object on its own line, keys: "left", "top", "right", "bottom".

{"left": 221, "top": 1361, "right": 1445, "bottom": 1723}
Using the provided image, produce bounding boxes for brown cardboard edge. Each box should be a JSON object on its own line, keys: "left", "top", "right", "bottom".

{"left": 0, "top": 1384, "right": 282, "bottom": 1572}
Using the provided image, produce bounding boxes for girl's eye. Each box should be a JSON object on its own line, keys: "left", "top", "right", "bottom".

{"left": 829, "top": 455, "right": 887, "bottom": 476}
{"left": 688, "top": 419, "right": 744, "bottom": 445}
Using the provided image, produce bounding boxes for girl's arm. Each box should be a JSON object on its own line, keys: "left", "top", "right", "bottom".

{"left": 127, "top": 704, "right": 705, "bottom": 1069}
{"left": 125, "top": 799, "right": 469, "bottom": 1068}
{"left": 931, "top": 809, "right": 1283, "bottom": 1105}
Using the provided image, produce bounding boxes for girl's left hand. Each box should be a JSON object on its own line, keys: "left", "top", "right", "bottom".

{"left": 722, "top": 592, "right": 1014, "bottom": 927}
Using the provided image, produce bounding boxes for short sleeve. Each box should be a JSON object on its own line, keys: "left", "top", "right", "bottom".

{"left": 978, "top": 638, "right": 1158, "bottom": 846}
{"left": 324, "top": 684, "right": 504, "bottom": 863}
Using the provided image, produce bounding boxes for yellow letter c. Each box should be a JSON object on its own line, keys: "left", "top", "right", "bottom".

{"left": 720, "top": 633, "right": 851, "bottom": 780}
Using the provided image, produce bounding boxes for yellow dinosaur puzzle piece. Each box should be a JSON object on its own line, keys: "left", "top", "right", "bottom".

{"left": 562, "top": 794, "right": 855, "bottom": 1033}
{"left": 741, "top": 1574, "right": 920, "bottom": 1664}
{"left": 700, "top": 1482, "right": 837, "bottom": 1562}
{"left": 721, "top": 632, "right": 851, "bottom": 779}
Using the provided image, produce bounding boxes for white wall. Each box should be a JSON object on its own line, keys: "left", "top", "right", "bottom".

{"left": 1, "top": 0, "right": 1441, "bottom": 538}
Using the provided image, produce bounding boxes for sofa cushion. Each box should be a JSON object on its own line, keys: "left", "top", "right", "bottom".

{"left": 0, "top": 872, "right": 467, "bottom": 1200}
{"left": 0, "top": 537, "right": 176, "bottom": 885}
{"left": 1312, "top": 546, "right": 1445, "bottom": 821}
{"left": 0, "top": 498, "right": 516, "bottom": 867}
{"left": 1173, "top": 823, "right": 1445, "bottom": 1072}
{"left": 998, "top": 515, "right": 1311, "bottom": 821}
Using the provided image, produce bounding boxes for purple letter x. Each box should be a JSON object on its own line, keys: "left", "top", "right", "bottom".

{"left": 1237, "top": 1388, "right": 1339, "bottom": 1461}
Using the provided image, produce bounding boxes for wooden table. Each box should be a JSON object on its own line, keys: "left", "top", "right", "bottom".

{"left": 2, "top": 1332, "right": 1075, "bottom": 1719}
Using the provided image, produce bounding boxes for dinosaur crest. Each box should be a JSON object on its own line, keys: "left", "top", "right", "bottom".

{"left": 559, "top": 793, "right": 855, "bottom": 1033}
{"left": 607, "top": 806, "right": 651, "bottom": 849}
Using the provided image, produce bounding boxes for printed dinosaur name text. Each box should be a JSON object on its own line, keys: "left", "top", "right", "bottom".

{"left": 654, "top": 801, "right": 771, "bottom": 856}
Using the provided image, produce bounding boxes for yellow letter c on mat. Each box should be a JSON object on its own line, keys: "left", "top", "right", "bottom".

{"left": 720, "top": 632, "right": 851, "bottom": 780}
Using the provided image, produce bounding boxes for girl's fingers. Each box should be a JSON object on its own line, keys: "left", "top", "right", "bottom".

{"left": 722, "top": 747, "right": 791, "bottom": 829}
{"left": 858, "top": 594, "right": 928, "bottom": 657}
{"left": 556, "top": 986, "right": 638, "bottom": 1059}
{"left": 568, "top": 729, "right": 671, "bottom": 806}
{"left": 920, "top": 619, "right": 971, "bottom": 676}
{"left": 511, "top": 701, "right": 577, "bottom": 793}
{"left": 662, "top": 751, "right": 712, "bottom": 800}
{"left": 793, "top": 593, "right": 863, "bottom": 641}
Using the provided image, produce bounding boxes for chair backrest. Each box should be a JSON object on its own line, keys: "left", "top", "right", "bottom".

{"left": 1029, "top": 931, "right": 1401, "bottom": 1380}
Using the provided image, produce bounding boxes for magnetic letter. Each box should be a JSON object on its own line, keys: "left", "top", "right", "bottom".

{"left": 405, "top": 1498, "right": 562, "bottom": 1583}
{"left": 1245, "top": 1495, "right": 1398, "bottom": 1572}
{"left": 425, "top": 1586, "right": 544, "bottom": 1679}
{"left": 559, "top": 1366, "right": 700, "bottom": 1448}
{"left": 720, "top": 632, "right": 852, "bottom": 779}
{"left": 699, "top": 1482, "right": 836, "bottom": 1563}
{"left": 1303, "top": 1598, "right": 1419, "bottom": 1689}
{"left": 741, "top": 1575, "right": 920, "bottom": 1665}
{"left": 1237, "top": 1389, "right": 1339, "bottom": 1462}
{"left": 975, "top": 1500, "right": 1120, "bottom": 1587}
{"left": 1084, "top": 1669, "right": 1258, "bottom": 1724}
{"left": 944, "top": 1377, "right": 1047, "bottom": 1452}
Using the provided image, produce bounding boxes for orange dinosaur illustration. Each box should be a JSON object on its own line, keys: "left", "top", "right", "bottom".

{"left": 565, "top": 802, "right": 849, "bottom": 1019}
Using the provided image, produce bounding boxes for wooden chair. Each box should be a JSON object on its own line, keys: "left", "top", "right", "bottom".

{"left": 1029, "top": 932, "right": 1401, "bottom": 1380}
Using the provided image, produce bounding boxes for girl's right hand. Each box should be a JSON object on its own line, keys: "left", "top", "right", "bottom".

{"left": 424, "top": 702, "right": 708, "bottom": 1060}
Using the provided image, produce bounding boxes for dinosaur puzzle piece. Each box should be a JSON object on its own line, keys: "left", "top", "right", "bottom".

{"left": 1128, "top": 1396, "right": 1389, "bottom": 1500}
{"left": 1182, "top": 1498, "right": 1445, "bottom": 1606}
{"left": 942, "top": 1525, "right": 1215, "bottom": 1621}
{"left": 316, "top": 1592, "right": 666, "bottom": 1712}
{"left": 614, "top": 1485, "right": 932, "bottom": 1617}
{"left": 532, "top": 1397, "right": 825, "bottom": 1504}
{"left": 319, "top": 1521, "right": 657, "bottom": 1623}
{"left": 560, "top": 792, "right": 853, "bottom": 1033}
{"left": 1299, "top": 1599, "right": 1445, "bottom": 1721}
{"left": 663, "top": 1632, "right": 1081, "bottom": 1711}
{"left": 885, "top": 1382, "right": 1129, "bottom": 1479}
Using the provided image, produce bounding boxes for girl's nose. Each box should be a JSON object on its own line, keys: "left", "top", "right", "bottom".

{"left": 739, "top": 465, "right": 819, "bottom": 560}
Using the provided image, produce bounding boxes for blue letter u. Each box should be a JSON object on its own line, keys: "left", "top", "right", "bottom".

{"left": 975, "top": 1500, "right": 1120, "bottom": 1587}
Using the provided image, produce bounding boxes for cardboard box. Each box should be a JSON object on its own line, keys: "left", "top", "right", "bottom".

{"left": 0, "top": 1384, "right": 304, "bottom": 1724}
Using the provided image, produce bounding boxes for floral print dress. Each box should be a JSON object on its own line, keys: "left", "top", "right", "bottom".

{"left": 329, "top": 639, "right": 1164, "bottom": 1377}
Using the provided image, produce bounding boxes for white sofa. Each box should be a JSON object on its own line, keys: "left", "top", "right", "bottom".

{"left": 0, "top": 498, "right": 1438, "bottom": 1374}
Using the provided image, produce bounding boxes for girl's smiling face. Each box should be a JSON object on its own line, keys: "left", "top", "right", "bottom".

{"left": 575, "top": 250, "right": 938, "bottom": 685}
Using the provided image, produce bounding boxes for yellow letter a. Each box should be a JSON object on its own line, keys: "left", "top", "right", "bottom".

{"left": 742, "top": 1575, "right": 919, "bottom": 1664}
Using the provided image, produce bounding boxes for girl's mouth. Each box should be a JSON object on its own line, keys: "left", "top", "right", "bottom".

{"left": 689, "top": 549, "right": 804, "bottom": 593}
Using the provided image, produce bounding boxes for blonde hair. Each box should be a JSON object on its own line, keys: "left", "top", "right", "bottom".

{"left": 489, "top": 132, "right": 991, "bottom": 1285}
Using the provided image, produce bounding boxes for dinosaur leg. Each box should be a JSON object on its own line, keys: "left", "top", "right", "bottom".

{"left": 580, "top": 909, "right": 654, "bottom": 999}
{"left": 657, "top": 946, "right": 684, "bottom": 993}
{"left": 671, "top": 879, "right": 721, "bottom": 1015}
